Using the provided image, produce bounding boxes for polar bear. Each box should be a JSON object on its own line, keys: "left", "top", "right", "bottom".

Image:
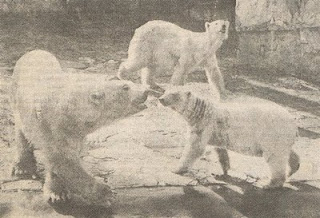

{"left": 117, "top": 20, "right": 229, "bottom": 98}
{"left": 159, "top": 89, "right": 300, "bottom": 189}
{"left": 11, "top": 50, "right": 148, "bottom": 207}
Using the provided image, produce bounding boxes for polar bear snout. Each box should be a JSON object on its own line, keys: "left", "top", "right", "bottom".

{"left": 220, "top": 24, "right": 226, "bottom": 33}
{"left": 219, "top": 21, "right": 229, "bottom": 35}
{"left": 158, "top": 97, "right": 167, "bottom": 106}
{"left": 131, "top": 87, "right": 149, "bottom": 107}
{"left": 158, "top": 93, "right": 176, "bottom": 107}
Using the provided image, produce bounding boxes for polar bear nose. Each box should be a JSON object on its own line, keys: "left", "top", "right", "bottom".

{"left": 142, "top": 89, "right": 149, "bottom": 102}
{"left": 158, "top": 98, "right": 167, "bottom": 106}
{"left": 222, "top": 24, "right": 226, "bottom": 30}
{"left": 133, "top": 88, "right": 149, "bottom": 105}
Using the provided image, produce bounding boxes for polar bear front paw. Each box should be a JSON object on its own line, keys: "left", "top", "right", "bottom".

{"left": 43, "top": 183, "right": 71, "bottom": 204}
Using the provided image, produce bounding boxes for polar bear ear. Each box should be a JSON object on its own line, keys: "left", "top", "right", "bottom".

{"left": 89, "top": 91, "right": 106, "bottom": 105}
{"left": 186, "top": 91, "right": 191, "bottom": 98}
{"left": 122, "top": 84, "right": 130, "bottom": 91}
{"left": 205, "top": 22, "right": 210, "bottom": 31}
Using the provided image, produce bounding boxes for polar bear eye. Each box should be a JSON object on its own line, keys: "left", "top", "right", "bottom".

{"left": 122, "top": 84, "right": 130, "bottom": 91}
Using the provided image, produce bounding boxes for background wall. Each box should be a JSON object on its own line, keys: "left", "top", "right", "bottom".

{"left": 0, "top": 0, "right": 237, "bottom": 64}
{"left": 1, "top": 0, "right": 319, "bottom": 84}
{"left": 236, "top": 0, "right": 320, "bottom": 84}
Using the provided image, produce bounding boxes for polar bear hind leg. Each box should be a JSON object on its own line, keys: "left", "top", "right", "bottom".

{"left": 215, "top": 147, "right": 230, "bottom": 175}
{"left": 170, "top": 58, "right": 190, "bottom": 86}
{"left": 262, "top": 151, "right": 288, "bottom": 189}
{"left": 117, "top": 59, "right": 144, "bottom": 80}
{"left": 140, "top": 67, "right": 164, "bottom": 94}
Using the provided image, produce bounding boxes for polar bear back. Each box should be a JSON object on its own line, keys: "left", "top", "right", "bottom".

{"left": 128, "top": 20, "right": 202, "bottom": 73}
{"left": 219, "top": 100, "right": 296, "bottom": 156}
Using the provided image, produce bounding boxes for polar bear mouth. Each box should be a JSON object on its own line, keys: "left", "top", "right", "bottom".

{"left": 127, "top": 102, "right": 147, "bottom": 116}
{"left": 134, "top": 103, "right": 148, "bottom": 110}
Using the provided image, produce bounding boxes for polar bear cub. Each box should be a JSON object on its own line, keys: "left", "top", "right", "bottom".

{"left": 159, "top": 88, "right": 300, "bottom": 189}
{"left": 118, "top": 20, "right": 229, "bottom": 98}
{"left": 11, "top": 50, "right": 148, "bottom": 207}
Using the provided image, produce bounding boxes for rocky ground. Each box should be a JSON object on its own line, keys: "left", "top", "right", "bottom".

{"left": 0, "top": 58, "right": 320, "bottom": 217}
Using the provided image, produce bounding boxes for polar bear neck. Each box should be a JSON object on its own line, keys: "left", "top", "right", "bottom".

{"left": 179, "top": 95, "right": 209, "bottom": 126}
{"left": 206, "top": 32, "right": 224, "bottom": 52}
{"left": 192, "top": 32, "right": 223, "bottom": 67}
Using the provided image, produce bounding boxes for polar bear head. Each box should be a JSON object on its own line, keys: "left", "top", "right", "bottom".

{"left": 85, "top": 80, "right": 148, "bottom": 124}
{"left": 205, "top": 20, "right": 229, "bottom": 42}
{"left": 158, "top": 88, "right": 191, "bottom": 114}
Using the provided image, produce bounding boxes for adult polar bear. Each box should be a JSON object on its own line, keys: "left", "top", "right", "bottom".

{"left": 159, "top": 89, "right": 300, "bottom": 189}
{"left": 118, "top": 20, "right": 229, "bottom": 98}
{"left": 11, "top": 50, "right": 148, "bottom": 207}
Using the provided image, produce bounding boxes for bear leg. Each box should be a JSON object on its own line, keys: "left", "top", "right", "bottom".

{"left": 141, "top": 67, "right": 164, "bottom": 94}
{"left": 43, "top": 171, "right": 70, "bottom": 203}
{"left": 117, "top": 60, "right": 144, "bottom": 80}
{"left": 263, "top": 152, "right": 288, "bottom": 189}
{"left": 288, "top": 150, "right": 300, "bottom": 177}
{"left": 170, "top": 60, "right": 189, "bottom": 86}
{"left": 44, "top": 151, "right": 114, "bottom": 207}
{"left": 215, "top": 147, "right": 230, "bottom": 175}
{"left": 12, "top": 129, "right": 38, "bottom": 179}
{"left": 204, "top": 55, "right": 226, "bottom": 98}
{"left": 174, "top": 131, "right": 206, "bottom": 174}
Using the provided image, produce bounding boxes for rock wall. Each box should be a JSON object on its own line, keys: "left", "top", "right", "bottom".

{"left": 0, "top": 0, "right": 235, "bottom": 22}
{"left": 0, "top": 0, "right": 63, "bottom": 12}
{"left": 236, "top": 0, "right": 320, "bottom": 30}
{"left": 236, "top": 0, "right": 320, "bottom": 83}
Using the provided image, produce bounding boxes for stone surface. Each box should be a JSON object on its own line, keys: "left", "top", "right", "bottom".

{"left": 236, "top": 0, "right": 320, "bottom": 30}
{"left": 236, "top": 29, "right": 320, "bottom": 84}
{"left": 59, "top": 60, "right": 88, "bottom": 70}
{"left": 301, "top": 0, "right": 320, "bottom": 27}
{"left": 83, "top": 85, "right": 320, "bottom": 189}
{"left": 236, "top": 0, "right": 320, "bottom": 82}
{"left": 1, "top": 180, "right": 43, "bottom": 192}
{"left": 236, "top": 0, "right": 292, "bottom": 30}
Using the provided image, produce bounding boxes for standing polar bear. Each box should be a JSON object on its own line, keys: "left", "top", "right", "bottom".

{"left": 11, "top": 50, "right": 148, "bottom": 207}
{"left": 118, "top": 20, "right": 229, "bottom": 98}
{"left": 159, "top": 89, "right": 300, "bottom": 189}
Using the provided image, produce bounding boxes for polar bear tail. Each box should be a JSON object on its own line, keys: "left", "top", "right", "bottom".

{"left": 288, "top": 150, "right": 300, "bottom": 177}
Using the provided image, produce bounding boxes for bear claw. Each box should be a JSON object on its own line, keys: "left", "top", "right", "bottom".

{"left": 44, "top": 188, "right": 71, "bottom": 204}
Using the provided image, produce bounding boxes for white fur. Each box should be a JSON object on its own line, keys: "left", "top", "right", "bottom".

{"left": 118, "top": 20, "right": 229, "bottom": 97}
{"left": 160, "top": 91, "right": 300, "bottom": 189}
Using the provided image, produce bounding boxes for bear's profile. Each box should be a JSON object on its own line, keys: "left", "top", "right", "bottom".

{"left": 118, "top": 20, "right": 229, "bottom": 98}
{"left": 159, "top": 89, "right": 300, "bottom": 189}
{"left": 11, "top": 50, "right": 148, "bottom": 206}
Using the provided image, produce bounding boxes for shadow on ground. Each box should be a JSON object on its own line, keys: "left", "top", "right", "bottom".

{"left": 3, "top": 177, "right": 320, "bottom": 218}
{"left": 210, "top": 176, "right": 320, "bottom": 218}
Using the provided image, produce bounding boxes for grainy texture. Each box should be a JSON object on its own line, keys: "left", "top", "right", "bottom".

{"left": 0, "top": 1, "right": 320, "bottom": 217}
